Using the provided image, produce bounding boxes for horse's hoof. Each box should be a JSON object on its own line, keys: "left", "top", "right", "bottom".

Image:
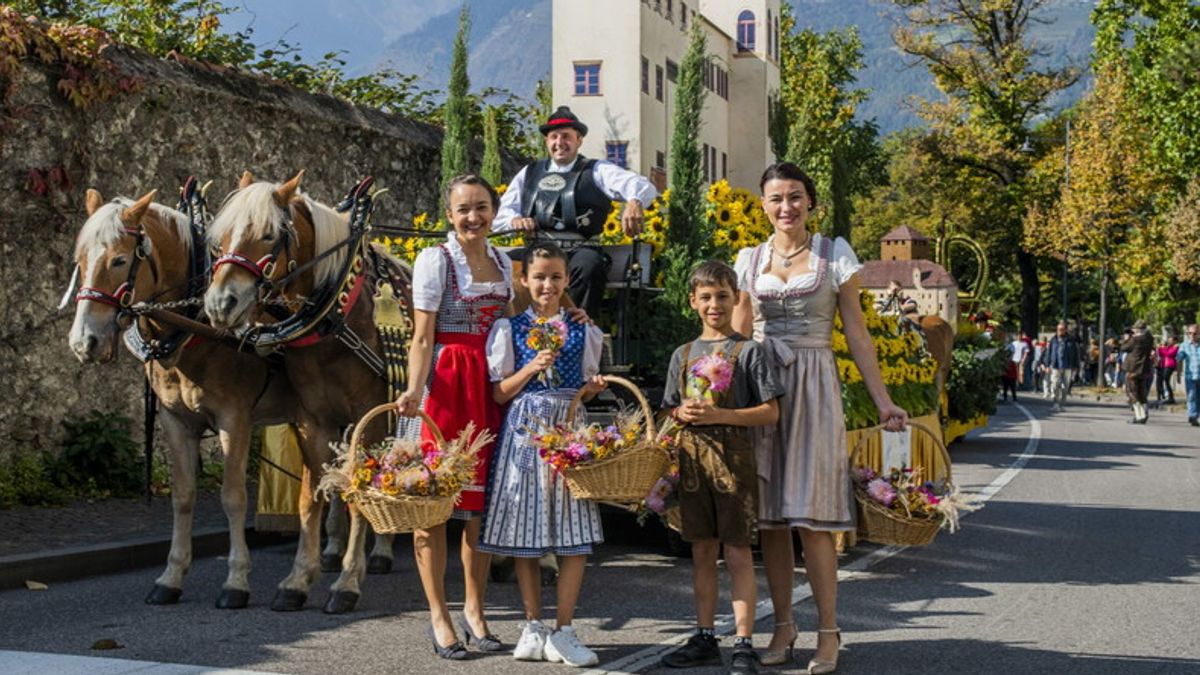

{"left": 270, "top": 588, "right": 307, "bottom": 612}
{"left": 366, "top": 555, "right": 393, "bottom": 575}
{"left": 320, "top": 553, "right": 342, "bottom": 573}
{"left": 215, "top": 588, "right": 250, "bottom": 609}
{"left": 322, "top": 590, "right": 359, "bottom": 615}
{"left": 145, "top": 584, "right": 182, "bottom": 605}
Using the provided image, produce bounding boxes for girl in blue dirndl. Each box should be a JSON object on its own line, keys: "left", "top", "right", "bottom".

{"left": 480, "top": 242, "right": 607, "bottom": 667}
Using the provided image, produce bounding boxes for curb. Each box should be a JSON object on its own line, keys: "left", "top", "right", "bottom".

{"left": 0, "top": 527, "right": 296, "bottom": 591}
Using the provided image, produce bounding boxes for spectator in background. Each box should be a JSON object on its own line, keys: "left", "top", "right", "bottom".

{"left": 1001, "top": 329, "right": 1020, "bottom": 402}
{"left": 1011, "top": 331, "right": 1031, "bottom": 393}
{"left": 1084, "top": 338, "right": 1100, "bottom": 386}
{"left": 1040, "top": 321, "right": 1080, "bottom": 412}
{"left": 1177, "top": 324, "right": 1200, "bottom": 427}
{"left": 1155, "top": 334, "right": 1179, "bottom": 405}
{"left": 1121, "top": 321, "right": 1155, "bottom": 424}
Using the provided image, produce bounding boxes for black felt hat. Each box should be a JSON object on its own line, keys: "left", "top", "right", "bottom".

{"left": 539, "top": 106, "right": 588, "bottom": 136}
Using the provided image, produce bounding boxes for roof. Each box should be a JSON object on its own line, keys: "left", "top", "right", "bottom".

{"left": 859, "top": 259, "right": 957, "bottom": 289}
{"left": 882, "top": 225, "right": 929, "bottom": 242}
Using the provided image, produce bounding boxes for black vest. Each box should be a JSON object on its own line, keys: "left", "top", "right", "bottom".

{"left": 519, "top": 157, "right": 613, "bottom": 239}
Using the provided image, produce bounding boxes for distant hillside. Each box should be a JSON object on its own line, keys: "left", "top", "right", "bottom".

{"left": 232, "top": 0, "right": 1095, "bottom": 134}
{"left": 369, "top": 0, "right": 551, "bottom": 103}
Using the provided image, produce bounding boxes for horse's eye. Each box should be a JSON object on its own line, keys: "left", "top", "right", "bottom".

{"left": 110, "top": 256, "right": 128, "bottom": 268}
{"left": 262, "top": 231, "right": 276, "bottom": 242}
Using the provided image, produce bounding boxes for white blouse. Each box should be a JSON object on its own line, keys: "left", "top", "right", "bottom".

{"left": 485, "top": 309, "right": 605, "bottom": 383}
{"left": 734, "top": 234, "right": 862, "bottom": 295}
{"left": 410, "top": 233, "right": 513, "bottom": 312}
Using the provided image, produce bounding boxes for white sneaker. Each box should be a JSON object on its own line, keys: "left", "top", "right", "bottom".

{"left": 514, "top": 620, "right": 550, "bottom": 661}
{"left": 544, "top": 625, "right": 599, "bottom": 667}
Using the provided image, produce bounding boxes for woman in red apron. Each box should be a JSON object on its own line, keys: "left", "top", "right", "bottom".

{"left": 397, "top": 175, "right": 512, "bottom": 660}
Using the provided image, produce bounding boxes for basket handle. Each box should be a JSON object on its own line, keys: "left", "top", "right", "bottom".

{"left": 849, "top": 420, "right": 952, "bottom": 484}
{"left": 565, "top": 375, "right": 657, "bottom": 443}
{"left": 347, "top": 404, "right": 444, "bottom": 472}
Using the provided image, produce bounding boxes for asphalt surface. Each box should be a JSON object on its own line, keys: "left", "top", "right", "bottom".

{"left": 1, "top": 394, "right": 1197, "bottom": 674}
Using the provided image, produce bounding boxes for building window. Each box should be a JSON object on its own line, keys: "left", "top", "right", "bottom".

{"left": 606, "top": 141, "right": 629, "bottom": 169}
{"left": 722, "top": 151, "right": 728, "bottom": 179}
{"left": 656, "top": 150, "right": 666, "bottom": 170}
{"left": 666, "top": 59, "right": 678, "bottom": 83}
{"left": 737, "top": 10, "right": 756, "bottom": 52}
{"left": 666, "top": 0, "right": 673, "bottom": 21}
{"left": 702, "top": 143, "right": 710, "bottom": 182}
{"left": 681, "top": 3, "right": 688, "bottom": 29}
{"left": 655, "top": 64, "right": 664, "bottom": 101}
{"left": 775, "top": 15, "right": 781, "bottom": 58}
{"left": 641, "top": 56, "right": 649, "bottom": 94}
{"left": 574, "top": 62, "right": 601, "bottom": 96}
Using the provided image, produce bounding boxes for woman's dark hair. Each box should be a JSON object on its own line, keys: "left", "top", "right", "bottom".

{"left": 688, "top": 259, "right": 738, "bottom": 293}
{"left": 522, "top": 241, "right": 569, "bottom": 272}
{"left": 759, "top": 162, "right": 817, "bottom": 209}
{"left": 444, "top": 174, "right": 500, "bottom": 211}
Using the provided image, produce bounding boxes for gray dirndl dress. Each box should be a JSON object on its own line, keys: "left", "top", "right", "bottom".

{"left": 735, "top": 234, "right": 863, "bottom": 532}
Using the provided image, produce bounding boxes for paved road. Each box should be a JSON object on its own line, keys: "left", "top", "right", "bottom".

{"left": 1, "top": 395, "right": 1197, "bottom": 674}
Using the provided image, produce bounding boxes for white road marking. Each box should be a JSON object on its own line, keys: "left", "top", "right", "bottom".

{"left": 583, "top": 402, "right": 1042, "bottom": 674}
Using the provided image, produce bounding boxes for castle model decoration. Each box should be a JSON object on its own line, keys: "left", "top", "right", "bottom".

{"left": 859, "top": 226, "right": 959, "bottom": 327}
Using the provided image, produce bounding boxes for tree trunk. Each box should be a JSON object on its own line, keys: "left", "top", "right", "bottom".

{"left": 1017, "top": 248, "right": 1040, "bottom": 337}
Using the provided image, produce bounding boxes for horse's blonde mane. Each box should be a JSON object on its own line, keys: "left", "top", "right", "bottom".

{"left": 305, "top": 196, "right": 350, "bottom": 288}
{"left": 208, "top": 181, "right": 349, "bottom": 288}
{"left": 75, "top": 199, "right": 191, "bottom": 259}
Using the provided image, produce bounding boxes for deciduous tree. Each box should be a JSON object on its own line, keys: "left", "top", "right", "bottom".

{"left": 892, "top": 0, "right": 1079, "bottom": 336}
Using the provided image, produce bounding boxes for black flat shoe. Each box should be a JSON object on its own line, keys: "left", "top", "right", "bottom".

{"left": 456, "top": 614, "right": 504, "bottom": 652}
{"left": 427, "top": 626, "right": 468, "bottom": 660}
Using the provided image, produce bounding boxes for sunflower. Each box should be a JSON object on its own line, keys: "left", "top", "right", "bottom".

{"left": 715, "top": 205, "right": 735, "bottom": 226}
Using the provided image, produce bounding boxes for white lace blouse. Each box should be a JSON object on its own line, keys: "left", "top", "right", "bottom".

{"left": 733, "top": 234, "right": 863, "bottom": 295}
{"left": 485, "top": 309, "right": 605, "bottom": 383}
{"left": 410, "top": 233, "right": 514, "bottom": 313}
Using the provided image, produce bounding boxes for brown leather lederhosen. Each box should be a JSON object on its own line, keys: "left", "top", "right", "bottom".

{"left": 675, "top": 339, "right": 759, "bottom": 545}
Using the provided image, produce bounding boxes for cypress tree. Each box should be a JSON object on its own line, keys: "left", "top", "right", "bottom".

{"left": 440, "top": 3, "right": 471, "bottom": 209}
{"left": 668, "top": 24, "right": 708, "bottom": 249}
{"left": 481, "top": 106, "right": 502, "bottom": 185}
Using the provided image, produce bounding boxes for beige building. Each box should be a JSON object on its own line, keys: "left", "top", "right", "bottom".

{"left": 551, "top": 0, "right": 781, "bottom": 193}
{"left": 860, "top": 226, "right": 960, "bottom": 327}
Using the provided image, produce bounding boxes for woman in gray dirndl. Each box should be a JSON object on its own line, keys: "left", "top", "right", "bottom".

{"left": 733, "top": 163, "right": 909, "bottom": 674}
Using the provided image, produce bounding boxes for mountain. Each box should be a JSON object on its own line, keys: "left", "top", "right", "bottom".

{"left": 230, "top": 0, "right": 1096, "bottom": 134}
{"left": 368, "top": 0, "right": 551, "bottom": 101}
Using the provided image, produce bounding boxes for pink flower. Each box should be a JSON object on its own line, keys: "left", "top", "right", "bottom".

{"left": 690, "top": 354, "right": 734, "bottom": 394}
{"left": 866, "top": 478, "right": 897, "bottom": 506}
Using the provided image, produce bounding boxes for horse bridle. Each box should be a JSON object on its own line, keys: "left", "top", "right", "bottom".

{"left": 210, "top": 205, "right": 296, "bottom": 293}
{"left": 75, "top": 222, "right": 156, "bottom": 314}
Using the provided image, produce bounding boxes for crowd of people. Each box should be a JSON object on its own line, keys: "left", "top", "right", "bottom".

{"left": 984, "top": 312, "right": 1199, "bottom": 427}
{"left": 384, "top": 108, "right": 908, "bottom": 675}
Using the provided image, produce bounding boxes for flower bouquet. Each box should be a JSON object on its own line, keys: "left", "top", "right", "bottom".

{"left": 532, "top": 376, "right": 670, "bottom": 503}
{"left": 526, "top": 315, "right": 569, "bottom": 386}
{"left": 685, "top": 352, "right": 735, "bottom": 402}
{"left": 851, "top": 421, "right": 980, "bottom": 546}
{"left": 635, "top": 416, "right": 683, "bottom": 530}
{"left": 319, "top": 405, "right": 494, "bottom": 533}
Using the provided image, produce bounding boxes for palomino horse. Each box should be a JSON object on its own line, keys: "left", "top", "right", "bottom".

{"left": 68, "top": 188, "right": 297, "bottom": 609}
{"left": 204, "top": 171, "right": 407, "bottom": 614}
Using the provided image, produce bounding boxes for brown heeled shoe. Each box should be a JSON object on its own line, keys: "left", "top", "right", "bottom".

{"left": 759, "top": 620, "right": 797, "bottom": 666}
{"left": 806, "top": 628, "right": 841, "bottom": 674}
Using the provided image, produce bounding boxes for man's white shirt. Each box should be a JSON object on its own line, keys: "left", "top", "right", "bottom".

{"left": 493, "top": 158, "right": 659, "bottom": 233}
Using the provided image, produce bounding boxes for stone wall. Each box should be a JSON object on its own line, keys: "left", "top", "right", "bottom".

{"left": 0, "top": 44, "right": 518, "bottom": 457}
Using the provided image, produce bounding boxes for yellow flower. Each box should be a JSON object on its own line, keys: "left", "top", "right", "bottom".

{"left": 413, "top": 212, "right": 429, "bottom": 229}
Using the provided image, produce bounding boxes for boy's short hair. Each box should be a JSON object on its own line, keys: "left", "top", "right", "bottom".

{"left": 522, "top": 240, "right": 569, "bottom": 270}
{"left": 688, "top": 260, "right": 738, "bottom": 293}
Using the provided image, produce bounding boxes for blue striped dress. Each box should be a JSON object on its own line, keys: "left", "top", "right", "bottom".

{"left": 479, "top": 310, "right": 605, "bottom": 557}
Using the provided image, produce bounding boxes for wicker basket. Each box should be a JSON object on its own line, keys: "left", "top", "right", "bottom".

{"left": 851, "top": 421, "right": 952, "bottom": 547}
{"left": 342, "top": 404, "right": 458, "bottom": 534}
{"left": 557, "top": 376, "right": 671, "bottom": 503}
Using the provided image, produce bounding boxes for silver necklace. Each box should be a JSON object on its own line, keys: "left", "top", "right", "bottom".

{"left": 772, "top": 238, "right": 811, "bottom": 268}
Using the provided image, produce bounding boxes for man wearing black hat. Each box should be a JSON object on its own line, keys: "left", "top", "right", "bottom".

{"left": 1121, "top": 320, "right": 1155, "bottom": 423}
{"left": 495, "top": 106, "right": 659, "bottom": 315}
